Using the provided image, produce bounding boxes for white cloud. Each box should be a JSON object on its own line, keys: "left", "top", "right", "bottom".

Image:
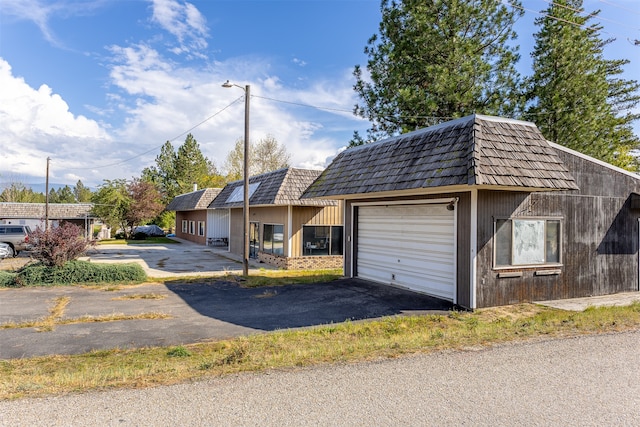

{"left": 0, "top": 2, "right": 368, "bottom": 189}
{"left": 150, "top": 0, "right": 209, "bottom": 56}
{"left": 0, "top": 58, "right": 115, "bottom": 184}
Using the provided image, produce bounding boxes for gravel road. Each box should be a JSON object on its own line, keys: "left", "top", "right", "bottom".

{"left": 2, "top": 330, "right": 639, "bottom": 426}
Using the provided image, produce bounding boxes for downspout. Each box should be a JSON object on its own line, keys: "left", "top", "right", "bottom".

{"left": 287, "top": 205, "right": 293, "bottom": 257}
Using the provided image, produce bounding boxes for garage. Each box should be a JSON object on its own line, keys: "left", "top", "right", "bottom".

{"left": 356, "top": 203, "right": 456, "bottom": 302}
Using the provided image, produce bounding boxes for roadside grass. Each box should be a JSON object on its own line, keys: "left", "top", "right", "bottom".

{"left": 98, "top": 237, "right": 179, "bottom": 245}
{"left": 227, "top": 269, "right": 344, "bottom": 287}
{"left": 2, "top": 301, "right": 639, "bottom": 400}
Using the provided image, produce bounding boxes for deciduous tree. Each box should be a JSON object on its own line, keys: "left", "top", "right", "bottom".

{"left": 224, "top": 135, "right": 291, "bottom": 180}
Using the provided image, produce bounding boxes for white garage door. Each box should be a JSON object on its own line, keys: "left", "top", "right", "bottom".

{"left": 357, "top": 203, "right": 456, "bottom": 301}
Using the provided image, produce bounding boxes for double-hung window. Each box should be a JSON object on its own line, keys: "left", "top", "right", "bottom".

{"left": 189, "top": 221, "right": 195, "bottom": 235}
{"left": 494, "top": 218, "right": 561, "bottom": 267}
{"left": 263, "top": 224, "right": 284, "bottom": 255}
{"left": 181, "top": 220, "right": 188, "bottom": 233}
{"left": 198, "top": 221, "right": 205, "bottom": 236}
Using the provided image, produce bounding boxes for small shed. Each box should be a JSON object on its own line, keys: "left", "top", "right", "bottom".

{"left": 166, "top": 188, "right": 222, "bottom": 245}
{"left": 209, "top": 167, "right": 343, "bottom": 270}
{"left": 303, "top": 114, "right": 640, "bottom": 309}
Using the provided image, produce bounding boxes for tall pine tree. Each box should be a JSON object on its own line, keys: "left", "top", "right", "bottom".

{"left": 352, "top": 0, "right": 524, "bottom": 144}
{"left": 526, "top": 0, "right": 640, "bottom": 170}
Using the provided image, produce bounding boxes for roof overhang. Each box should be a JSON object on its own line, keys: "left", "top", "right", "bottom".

{"left": 308, "top": 183, "right": 577, "bottom": 200}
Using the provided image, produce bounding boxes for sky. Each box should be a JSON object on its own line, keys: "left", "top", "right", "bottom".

{"left": 0, "top": 0, "right": 639, "bottom": 190}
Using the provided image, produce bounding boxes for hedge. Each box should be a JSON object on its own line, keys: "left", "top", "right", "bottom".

{"left": 7, "top": 261, "right": 147, "bottom": 287}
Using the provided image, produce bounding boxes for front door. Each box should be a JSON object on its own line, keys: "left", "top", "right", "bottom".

{"left": 250, "top": 222, "right": 259, "bottom": 259}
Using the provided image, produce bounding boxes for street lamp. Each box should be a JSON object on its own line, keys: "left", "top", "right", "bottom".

{"left": 222, "top": 80, "right": 250, "bottom": 276}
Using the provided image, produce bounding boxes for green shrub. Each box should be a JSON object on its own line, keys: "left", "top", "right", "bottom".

{"left": 0, "top": 271, "right": 17, "bottom": 287}
{"left": 14, "top": 261, "right": 147, "bottom": 286}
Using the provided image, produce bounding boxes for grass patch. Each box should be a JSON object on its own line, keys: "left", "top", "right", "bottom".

{"left": 2, "top": 302, "right": 640, "bottom": 400}
{"left": 228, "top": 269, "right": 343, "bottom": 288}
{"left": 98, "top": 237, "right": 180, "bottom": 245}
{"left": 1, "top": 312, "right": 171, "bottom": 330}
{"left": 111, "top": 293, "right": 166, "bottom": 301}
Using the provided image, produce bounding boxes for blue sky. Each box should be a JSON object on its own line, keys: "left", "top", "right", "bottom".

{"left": 0, "top": 0, "right": 639, "bottom": 189}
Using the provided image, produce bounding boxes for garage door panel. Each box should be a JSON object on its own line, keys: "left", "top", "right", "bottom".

{"left": 357, "top": 204, "right": 456, "bottom": 301}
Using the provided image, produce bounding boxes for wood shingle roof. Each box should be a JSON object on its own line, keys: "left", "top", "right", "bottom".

{"left": 0, "top": 203, "right": 95, "bottom": 219}
{"left": 166, "top": 188, "right": 222, "bottom": 211}
{"left": 302, "top": 115, "right": 578, "bottom": 199}
{"left": 209, "top": 168, "right": 338, "bottom": 209}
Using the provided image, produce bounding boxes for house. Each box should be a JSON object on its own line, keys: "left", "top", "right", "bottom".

{"left": 166, "top": 188, "right": 222, "bottom": 245}
{"left": 0, "top": 202, "right": 96, "bottom": 236}
{"left": 209, "top": 167, "right": 343, "bottom": 270}
{"left": 302, "top": 114, "right": 640, "bottom": 309}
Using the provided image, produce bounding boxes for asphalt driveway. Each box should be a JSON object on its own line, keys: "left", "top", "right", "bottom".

{"left": 0, "top": 278, "right": 452, "bottom": 359}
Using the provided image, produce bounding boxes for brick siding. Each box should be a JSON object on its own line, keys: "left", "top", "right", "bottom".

{"left": 258, "top": 252, "right": 343, "bottom": 270}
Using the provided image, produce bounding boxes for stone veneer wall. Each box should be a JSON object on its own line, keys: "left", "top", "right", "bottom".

{"left": 258, "top": 252, "right": 343, "bottom": 270}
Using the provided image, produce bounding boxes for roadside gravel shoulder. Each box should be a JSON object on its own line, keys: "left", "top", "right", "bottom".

{"left": 2, "top": 329, "right": 639, "bottom": 426}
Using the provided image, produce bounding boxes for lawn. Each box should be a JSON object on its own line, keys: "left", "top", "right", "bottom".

{"left": 1, "top": 298, "right": 639, "bottom": 401}
{"left": 98, "top": 237, "right": 180, "bottom": 245}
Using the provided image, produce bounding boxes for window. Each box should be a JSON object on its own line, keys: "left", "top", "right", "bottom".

{"left": 495, "top": 218, "right": 561, "bottom": 267}
{"left": 263, "top": 224, "right": 284, "bottom": 255}
{"left": 303, "top": 226, "right": 343, "bottom": 256}
{"left": 181, "top": 220, "right": 188, "bottom": 233}
{"left": 198, "top": 221, "right": 205, "bottom": 236}
{"left": 189, "top": 221, "right": 195, "bottom": 235}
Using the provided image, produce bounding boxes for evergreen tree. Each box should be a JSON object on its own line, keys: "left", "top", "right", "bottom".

{"left": 352, "top": 0, "right": 524, "bottom": 144}
{"left": 526, "top": 0, "right": 640, "bottom": 170}
{"left": 142, "top": 141, "right": 178, "bottom": 203}
{"left": 174, "top": 134, "right": 218, "bottom": 193}
{"left": 0, "top": 182, "right": 45, "bottom": 203}
{"left": 73, "top": 180, "right": 93, "bottom": 202}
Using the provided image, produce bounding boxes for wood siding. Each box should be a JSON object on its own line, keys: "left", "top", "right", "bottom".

{"left": 475, "top": 149, "right": 640, "bottom": 307}
{"left": 175, "top": 210, "right": 208, "bottom": 245}
{"left": 345, "top": 192, "right": 472, "bottom": 308}
{"left": 227, "top": 204, "right": 343, "bottom": 258}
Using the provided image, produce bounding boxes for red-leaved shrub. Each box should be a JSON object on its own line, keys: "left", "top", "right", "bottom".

{"left": 30, "top": 223, "right": 96, "bottom": 267}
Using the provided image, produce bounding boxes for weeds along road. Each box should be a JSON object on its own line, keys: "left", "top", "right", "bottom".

{"left": 2, "top": 329, "right": 639, "bottom": 426}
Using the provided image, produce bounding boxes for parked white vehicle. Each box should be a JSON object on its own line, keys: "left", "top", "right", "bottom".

{"left": 0, "top": 242, "right": 12, "bottom": 259}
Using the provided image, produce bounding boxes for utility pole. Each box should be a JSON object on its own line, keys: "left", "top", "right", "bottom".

{"left": 45, "top": 157, "right": 50, "bottom": 231}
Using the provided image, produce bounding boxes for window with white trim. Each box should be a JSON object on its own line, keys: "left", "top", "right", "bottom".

{"left": 494, "top": 218, "right": 561, "bottom": 267}
{"left": 189, "top": 221, "right": 195, "bottom": 235}
{"left": 198, "top": 221, "right": 205, "bottom": 236}
{"left": 263, "top": 224, "right": 284, "bottom": 255}
{"left": 181, "top": 220, "right": 188, "bottom": 233}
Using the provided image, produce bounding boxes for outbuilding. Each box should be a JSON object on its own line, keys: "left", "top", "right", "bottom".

{"left": 303, "top": 114, "right": 640, "bottom": 309}
{"left": 166, "top": 188, "right": 223, "bottom": 245}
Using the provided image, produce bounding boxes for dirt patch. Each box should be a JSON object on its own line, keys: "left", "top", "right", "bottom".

{"left": 0, "top": 257, "right": 33, "bottom": 271}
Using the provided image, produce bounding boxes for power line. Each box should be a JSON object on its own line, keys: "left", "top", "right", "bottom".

{"left": 540, "top": 0, "right": 639, "bottom": 31}
{"left": 252, "top": 95, "right": 354, "bottom": 113}
{"left": 507, "top": 1, "right": 637, "bottom": 40}
{"left": 61, "top": 96, "right": 244, "bottom": 171}
{"left": 598, "top": 0, "right": 640, "bottom": 16}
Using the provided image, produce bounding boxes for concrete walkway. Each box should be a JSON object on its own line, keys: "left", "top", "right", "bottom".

{"left": 85, "top": 237, "right": 275, "bottom": 278}
{"left": 537, "top": 291, "right": 640, "bottom": 311}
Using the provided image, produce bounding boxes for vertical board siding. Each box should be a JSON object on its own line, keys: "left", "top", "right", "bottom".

{"left": 476, "top": 178, "right": 640, "bottom": 307}
{"left": 291, "top": 204, "right": 343, "bottom": 257}
{"left": 227, "top": 205, "right": 340, "bottom": 258}
{"left": 207, "top": 210, "right": 229, "bottom": 240}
